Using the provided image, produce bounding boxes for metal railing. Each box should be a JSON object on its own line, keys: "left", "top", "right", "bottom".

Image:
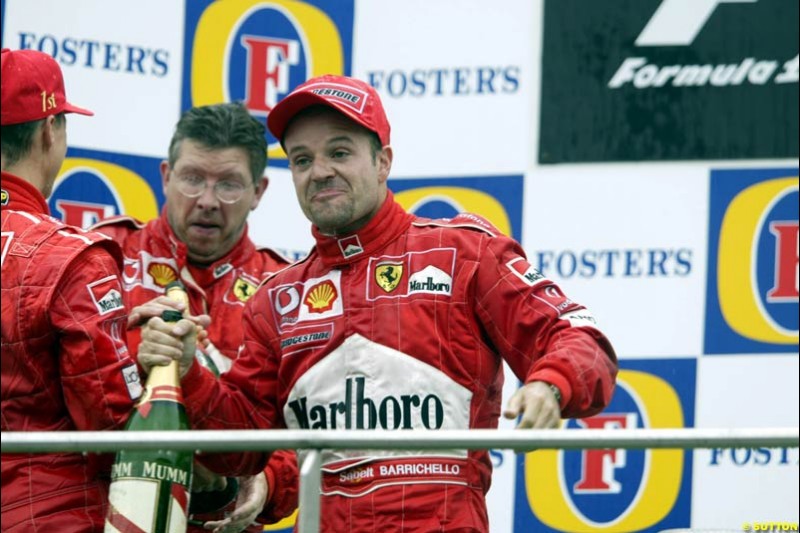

{"left": 3, "top": 428, "right": 798, "bottom": 532}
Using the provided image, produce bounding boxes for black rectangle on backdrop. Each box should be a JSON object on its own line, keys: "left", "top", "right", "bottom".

{"left": 539, "top": 0, "right": 798, "bottom": 163}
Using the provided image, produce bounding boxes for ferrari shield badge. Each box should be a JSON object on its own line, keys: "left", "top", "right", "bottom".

{"left": 233, "top": 277, "right": 258, "bottom": 302}
{"left": 375, "top": 262, "right": 403, "bottom": 293}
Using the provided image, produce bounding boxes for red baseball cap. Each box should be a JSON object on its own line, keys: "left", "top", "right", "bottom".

{"left": 267, "top": 74, "right": 390, "bottom": 146}
{"left": 1, "top": 48, "right": 93, "bottom": 126}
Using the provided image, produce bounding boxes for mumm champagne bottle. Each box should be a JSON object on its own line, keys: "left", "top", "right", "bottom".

{"left": 105, "top": 281, "right": 194, "bottom": 532}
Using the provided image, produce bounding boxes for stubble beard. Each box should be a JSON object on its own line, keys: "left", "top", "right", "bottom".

{"left": 310, "top": 198, "right": 355, "bottom": 235}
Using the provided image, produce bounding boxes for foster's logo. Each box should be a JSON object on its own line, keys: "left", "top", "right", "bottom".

{"left": 187, "top": 0, "right": 354, "bottom": 159}
{"left": 515, "top": 359, "right": 696, "bottom": 532}
{"left": 50, "top": 156, "right": 160, "bottom": 228}
{"left": 391, "top": 175, "right": 524, "bottom": 242}
{"left": 705, "top": 168, "right": 799, "bottom": 354}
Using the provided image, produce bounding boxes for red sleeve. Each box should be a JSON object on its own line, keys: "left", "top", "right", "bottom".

{"left": 181, "top": 287, "right": 283, "bottom": 475}
{"left": 473, "top": 234, "right": 618, "bottom": 418}
{"left": 258, "top": 450, "right": 298, "bottom": 523}
{"left": 50, "top": 245, "right": 140, "bottom": 431}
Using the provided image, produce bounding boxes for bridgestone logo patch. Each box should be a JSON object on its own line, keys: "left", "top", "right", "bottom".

{"left": 281, "top": 331, "right": 331, "bottom": 349}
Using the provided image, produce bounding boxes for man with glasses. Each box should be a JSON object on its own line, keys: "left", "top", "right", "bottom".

{"left": 91, "top": 103, "right": 296, "bottom": 532}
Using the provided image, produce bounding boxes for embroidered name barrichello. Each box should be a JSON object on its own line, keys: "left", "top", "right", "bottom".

{"left": 333, "top": 460, "right": 462, "bottom": 486}
{"left": 87, "top": 275, "right": 125, "bottom": 315}
{"left": 379, "top": 462, "right": 461, "bottom": 477}
{"left": 321, "top": 457, "right": 469, "bottom": 497}
{"left": 288, "top": 376, "right": 445, "bottom": 430}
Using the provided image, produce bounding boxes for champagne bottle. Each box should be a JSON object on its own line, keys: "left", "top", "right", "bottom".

{"left": 105, "top": 281, "right": 194, "bottom": 533}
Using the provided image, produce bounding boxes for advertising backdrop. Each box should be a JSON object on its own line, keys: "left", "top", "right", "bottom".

{"left": 2, "top": 1, "right": 797, "bottom": 531}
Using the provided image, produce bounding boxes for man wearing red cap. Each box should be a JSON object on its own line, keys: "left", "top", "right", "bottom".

{"left": 140, "top": 74, "right": 618, "bottom": 532}
{"left": 1, "top": 48, "right": 141, "bottom": 532}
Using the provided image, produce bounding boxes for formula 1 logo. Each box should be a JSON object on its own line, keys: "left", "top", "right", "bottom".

{"left": 635, "top": 0, "right": 757, "bottom": 47}
{"left": 186, "top": 0, "right": 354, "bottom": 162}
{"left": 705, "top": 168, "right": 799, "bottom": 354}
{"left": 390, "top": 175, "right": 524, "bottom": 242}
{"left": 50, "top": 155, "right": 161, "bottom": 228}
{"left": 514, "top": 359, "right": 696, "bottom": 532}
{"left": 608, "top": 0, "right": 798, "bottom": 90}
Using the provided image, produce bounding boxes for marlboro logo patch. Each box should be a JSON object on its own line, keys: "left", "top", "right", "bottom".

{"left": 87, "top": 275, "right": 125, "bottom": 315}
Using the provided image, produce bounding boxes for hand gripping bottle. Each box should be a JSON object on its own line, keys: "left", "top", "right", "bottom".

{"left": 105, "top": 281, "right": 194, "bottom": 532}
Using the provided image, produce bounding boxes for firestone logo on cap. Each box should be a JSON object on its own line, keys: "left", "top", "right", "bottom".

{"left": 268, "top": 74, "right": 390, "bottom": 147}
{"left": 307, "top": 84, "right": 368, "bottom": 114}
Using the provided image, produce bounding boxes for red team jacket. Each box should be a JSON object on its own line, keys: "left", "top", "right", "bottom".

{"left": 179, "top": 193, "right": 618, "bottom": 532}
{"left": 1, "top": 172, "right": 141, "bottom": 532}
{"left": 90, "top": 212, "right": 298, "bottom": 525}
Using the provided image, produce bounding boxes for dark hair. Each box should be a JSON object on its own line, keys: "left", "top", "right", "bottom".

{"left": 283, "top": 105, "right": 383, "bottom": 161}
{"left": 1, "top": 114, "right": 65, "bottom": 166}
{"left": 168, "top": 103, "right": 267, "bottom": 183}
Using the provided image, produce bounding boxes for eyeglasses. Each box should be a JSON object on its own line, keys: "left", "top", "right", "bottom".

{"left": 173, "top": 173, "right": 251, "bottom": 204}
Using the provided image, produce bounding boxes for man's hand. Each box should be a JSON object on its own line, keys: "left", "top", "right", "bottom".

{"left": 129, "top": 295, "right": 211, "bottom": 349}
{"left": 138, "top": 314, "right": 209, "bottom": 377}
{"left": 192, "top": 462, "right": 228, "bottom": 493}
{"left": 127, "top": 295, "right": 186, "bottom": 329}
{"left": 503, "top": 381, "right": 561, "bottom": 429}
{"left": 202, "top": 473, "right": 268, "bottom": 533}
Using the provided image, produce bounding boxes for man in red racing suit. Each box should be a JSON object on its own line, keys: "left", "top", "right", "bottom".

{"left": 1, "top": 48, "right": 140, "bottom": 532}
{"left": 139, "top": 75, "right": 618, "bottom": 532}
{"left": 92, "top": 212, "right": 297, "bottom": 526}
{"left": 91, "top": 103, "right": 298, "bottom": 530}
{"left": 93, "top": 212, "right": 288, "bottom": 372}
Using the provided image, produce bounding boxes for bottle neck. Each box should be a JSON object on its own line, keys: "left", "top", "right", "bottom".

{"left": 139, "top": 361, "right": 184, "bottom": 405}
{"left": 147, "top": 360, "right": 180, "bottom": 387}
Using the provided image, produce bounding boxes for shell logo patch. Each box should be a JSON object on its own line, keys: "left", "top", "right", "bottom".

{"left": 147, "top": 263, "right": 178, "bottom": 288}
{"left": 305, "top": 280, "right": 338, "bottom": 313}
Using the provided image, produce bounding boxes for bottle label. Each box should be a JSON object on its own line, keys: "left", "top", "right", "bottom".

{"left": 137, "top": 385, "right": 184, "bottom": 418}
{"left": 106, "top": 461, "right": 191, "bottom": 533}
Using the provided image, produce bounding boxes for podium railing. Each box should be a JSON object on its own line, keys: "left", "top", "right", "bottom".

{"left": 3, "top": 428, "right": 798, "bottom": 533}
